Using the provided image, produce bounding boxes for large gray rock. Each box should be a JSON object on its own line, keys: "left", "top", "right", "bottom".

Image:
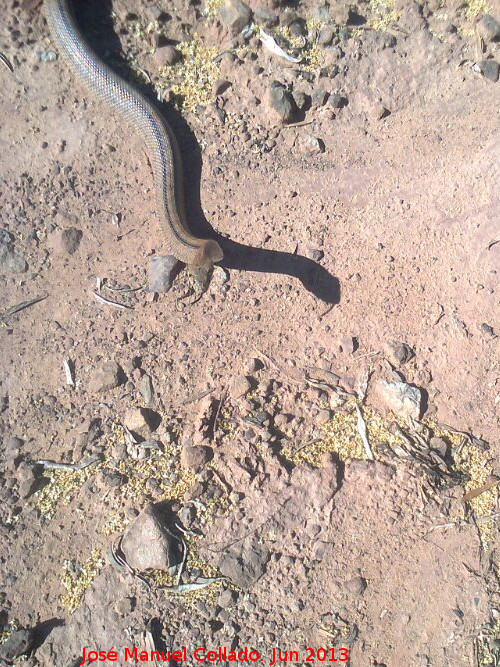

{"left": 219, "top": 0, "right": 252, "bottom": 36}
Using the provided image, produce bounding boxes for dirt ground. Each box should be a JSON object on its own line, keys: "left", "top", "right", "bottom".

{"left": 1, "top": 0, "right": 500, "bottom": 665}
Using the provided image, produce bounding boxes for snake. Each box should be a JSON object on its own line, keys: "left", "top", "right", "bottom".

{"left": 44, "top": 0, "right": 223, "bottom": 287}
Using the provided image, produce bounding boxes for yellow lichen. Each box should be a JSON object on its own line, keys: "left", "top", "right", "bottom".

{"left": 60, "top": 548, "right": 104, "bottom": 614}
{"left": 367, "top": 0, "right": 401, "bottom": 30}
{"left": 155, "top": 36, "right": 220, "bottom": 112}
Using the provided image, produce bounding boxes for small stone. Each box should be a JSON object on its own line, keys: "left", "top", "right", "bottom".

{"left": 376, "top": 380, "right": 423, "bottom": 419}
{"left": 477, "top": 59, "right": 500, "bottom": 82}
{"left": 269, "top": 81, "right": 297, "bottom": 124}
{"left": 480, "top": 322, "right": 496, "bottom": 337}
{"left": 316, "top": 409, "right": 333, "bottom": 424}
{"left": 383, "top": 340, "right": 415, "bottom": 365}
{"left": 229, "top": 374, "right": 252, "bottom": 400}
{"left": 213, "top": 78, "right": 231, "bottom": 96}
{"left": 180, "top": 444, "right": 213, "bottom": 470}
{"left": 218, "top": 588, "right": 238, "bottom": 607}
{"left": 124, "top": 407, "right": 160, "bottom": 438}
{"left": 346, "top": 576, "right": 367, "bottom": 596}
{"left": 245, "top": 358, "right": 263, "bottom": 373}
{"left": 311, "top": 88, "right": 329, "bottom": 108}
{"left": 0, "top": 244, "right": 27, "bottom": 273}
{"left": 477, "top": 14, "right": 500, "bottom": 43}
{"left": 154, "top": 45, "right": 181, "bottom": 67}
{"left": 89, "top": 361, "right": 124, "bottom": 393}
{"left": 301, "top": 135, "right": 325, "bottom": 156}
{"left": 0, "top": 629, "right": 34, "bottom": 662}
{"left": 59, "top": 227, "right": 83, "bottom": 254}
{"left": 219, "top": 0, "right": 252, "bottom": 36}
{"left": 328, "top": 92, "right": 345, "bottom": 108}
{"left": 318, "top": 24, "right": 335, "bottom": 45}
{"left": 292, "top": 90, "right": 310, "bottom": 111}
{"left": 338, "top": 335, "right": 357, "bottom": 354}
{"left": 370, "top": 103, "right": 391, "bottom": 120}
{"left": 307, "top": 248, "right": 324, "bottom": 261}
{"left": 140, "top": 374, "right": 155, "bottom": 406}
{"left": 121, "top": 504, "right": 181, "bottom": 571}
{"left": 148, "top": 255, "right": 180, "bottom": 292}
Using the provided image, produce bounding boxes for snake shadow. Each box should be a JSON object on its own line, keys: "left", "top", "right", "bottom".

{"left": 51, "top": 0, "right": 341, "bottom": 305}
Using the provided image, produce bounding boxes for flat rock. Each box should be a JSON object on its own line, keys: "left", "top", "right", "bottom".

{"left": 229, "top": 374, "right": 252, "bottom": 400}
{"left": 148, "top": 255, "right": 180, "bottom": 293}
{"left": 89, "top": 361, "right": 124, "bottom": 393}
{"left": 375, "top": 379, "right": 423, "bottom": 419}
{"left": 121, "top": 504, "right": 180, "bottom": 571}
{"left": 180, "top": 443, "right": 213, "bottom": 470}
{"left": 219, "top": 544, "right": 269, "bottom": 589}
{"left": 0, "top": 243, "right": 28, "bottom": 273}
{"left": 219, "top": 0, "right": 252, "bottom": 36}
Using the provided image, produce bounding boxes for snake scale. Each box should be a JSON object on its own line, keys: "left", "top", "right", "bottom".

{"left": 44, "top": 0, "right": 223, "bottom": 285}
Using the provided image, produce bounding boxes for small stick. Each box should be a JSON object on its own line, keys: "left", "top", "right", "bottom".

{"left": 93, "top": 292, "right": 131, "bottom": 310}
{"left": 35, "top": 455, "right": 102, "bottom": 471}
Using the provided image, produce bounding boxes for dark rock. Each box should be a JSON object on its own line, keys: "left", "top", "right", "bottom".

{"left": 292, "top": 90, "right": 310, "bottom": 111}
{"left": 269, "top": 81, "right": 297, "bottom": 124}
{"left": 328, "top": 92, "right": 345, "bottom": 108}
{"left": 148, "top": 255, "right": 180, "bottom": 292}
{"left": 480, "top": 322, "right": 496, "bottom": 337}
{"left": 219, "top": 0, "right": 252, "bottom": 36}
{"left": 307, "top": 248, "right": 324, "bottom": 261}
{"left": 212, "top": 78, "right": 232, "bottom": 96}
{"left": 384, "top": 340, "right": 415, "bottom": 365}
{"left": 477, "top": 59, "right": 500, "bottom": 82}
{"left": 477, "top": 14, "right": 500, "bottom": 43}
{"left": 121, "top": 503, "right": 181, "bottom": 571}
{"left": 124, "top": 407, "right": 161, "bottom": 438}
{"left": 0, "top": 628, "right": 34, "bottom": 661}
{"left": 89, "top": 361, "right": 124, "bottom": 393}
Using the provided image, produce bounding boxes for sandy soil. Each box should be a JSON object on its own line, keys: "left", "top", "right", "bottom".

{"left": 0, "top": 0, "right": 500, "bottom": 665}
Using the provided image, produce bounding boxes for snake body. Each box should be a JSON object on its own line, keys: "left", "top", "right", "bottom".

{"left": 44, "top": 0, "right": 223, "bottom": 277}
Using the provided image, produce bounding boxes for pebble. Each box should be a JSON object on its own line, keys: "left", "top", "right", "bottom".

{"left": 338, "top": 335, "right": 357, "bottom": 354}
{"left": 383, "top": 340, "right": 415, "bottom": 365}
{"left": 307, "top": 248, "right": 324, "bottom": 261}
{"left": 180, "top": 443, "right": 213, "bottom": 470}
{"left": 301, "top": 135, "right": 325, "bottom": 156}
{"left": 328, "top": 92, "right": 345, "bottom": 108}
{"left": 219, "top": 0, "right": 252, "bottom": 36}
{"left": 229, "top": 374, "right": 252, "bottom": 400}
{"left": 89, "top": 361, "right": 124, "bottom": 393}
{"left": 124, "top": 407, "right": 160, "bottom": 437}
{"left": 218, "top": 588, "right": 238, "bottom": 608}
{"left": 477, "top": 59, "right": 500, "bottom": 82}
{"left": 148, "top": 255, "right": 179, "bottom": 292}
{"left": 476, "top": 14, "right": 500, "bottom": 43}
{"left": 292, "top": 90, "right": 310, "bottom": 111}
{"left": 346, "top": 576, "right": 367, "bottom": 596}
{"left": 121, "top": 504, "right": 180, "bottom": 571}
{"left": 269, "top": 81, "right": 297, "bottom": 124}
{"left": 376, "top": 379, "right": 423, "bottom": 419}
{"left": 140, "top": 374, "right": 155, "bottom": 406}
{"left": 480, "top": 322, "right": 496, "bottom": 337}
{"left": 154, "top": 45, "right": 181, "bottom": 67}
